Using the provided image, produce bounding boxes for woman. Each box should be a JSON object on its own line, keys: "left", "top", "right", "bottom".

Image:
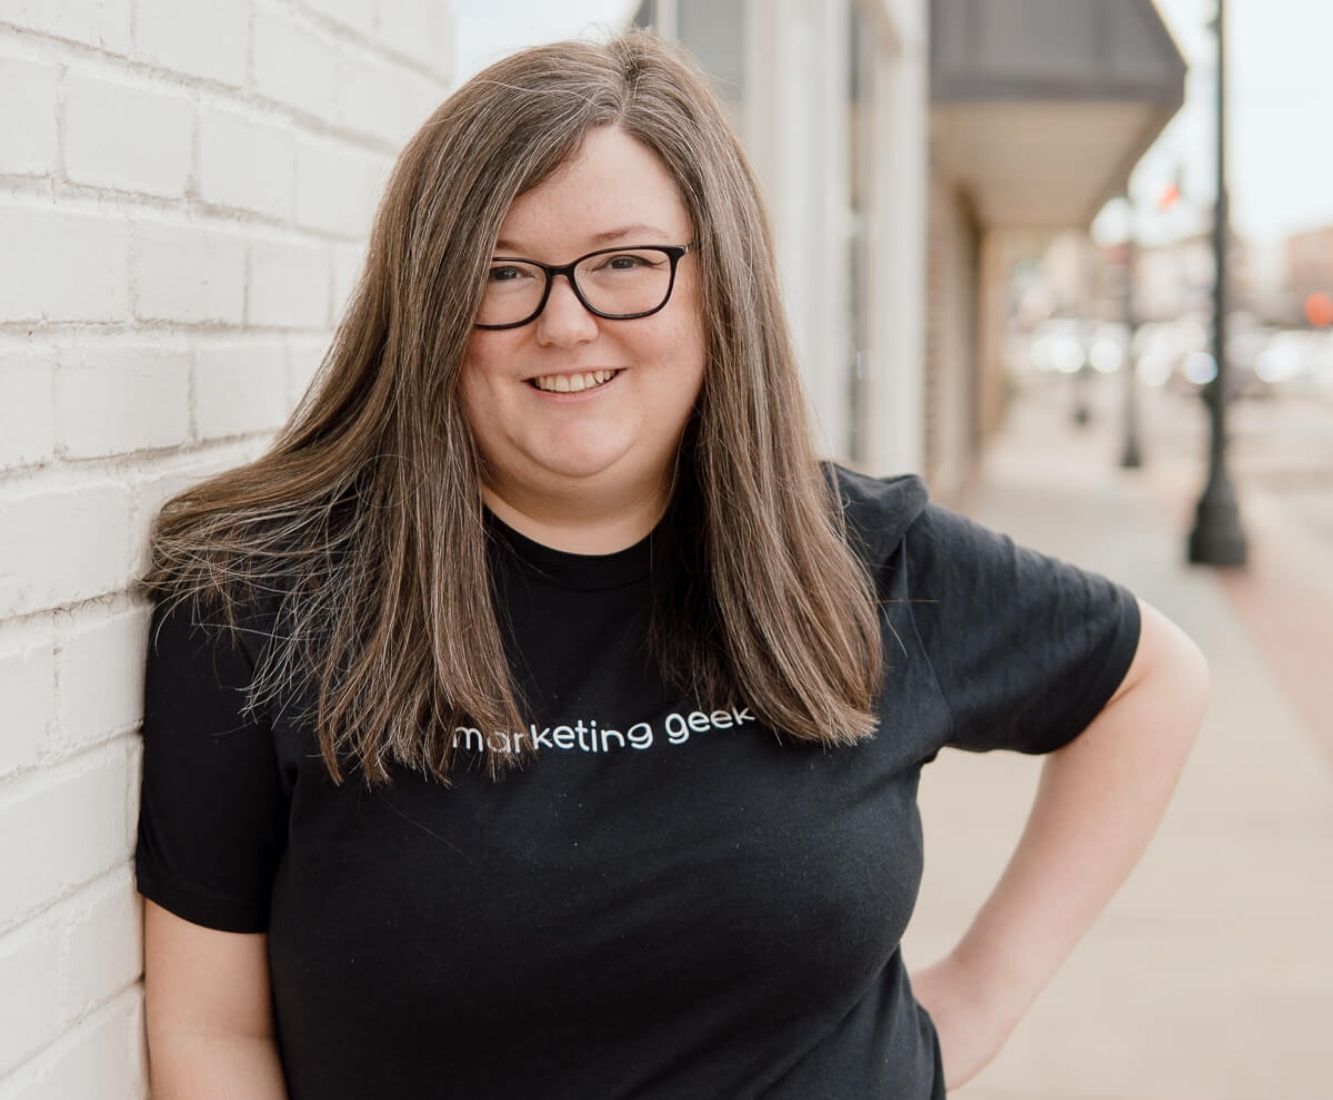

{"left": 135, "top": 29, "right": 1208, "bottom": 1099}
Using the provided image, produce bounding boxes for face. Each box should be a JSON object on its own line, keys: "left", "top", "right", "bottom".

{"left": 459, "top": 125, "right": 706, "bottom": 517}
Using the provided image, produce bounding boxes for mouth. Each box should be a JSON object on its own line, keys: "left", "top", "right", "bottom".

{"left": 524, "top": 368, "right": 624, "bottom": 395}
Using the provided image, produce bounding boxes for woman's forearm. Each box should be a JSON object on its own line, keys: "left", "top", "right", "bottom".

{"left": 949, "top": 604, "right": 1209, "bottom": 1028}
{"left": 148, "top": 1032, "right": 289, "bottom": 1100}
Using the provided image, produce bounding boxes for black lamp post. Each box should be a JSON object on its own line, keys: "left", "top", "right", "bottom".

{"left": 1188, "top": 0, "right": 1247, "bottom": 565}
{"left": 1120, "top": 193, "right": 1143, "bottom": 468}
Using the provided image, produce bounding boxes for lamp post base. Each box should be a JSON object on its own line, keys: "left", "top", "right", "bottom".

{"left": 1188, "top": 472, "right": 1248, "bottom": 565}
{"left": 1120, "top": 434, "right": 1143, "bottom": 469}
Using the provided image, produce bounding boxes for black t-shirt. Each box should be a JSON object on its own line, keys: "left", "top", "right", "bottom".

{"left": 135, "top": 462, "right": 1141, "bottom": 1100}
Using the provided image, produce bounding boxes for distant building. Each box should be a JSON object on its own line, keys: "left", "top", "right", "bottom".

{"left": 1087, "top": 231, "right": 1255, "bottom": 326}
{"left": 1284, "top": 226, "right": 1333, "bottom": 326}
{"left": 635, "top": 0, "right": 1186, "bottom": 502}
{"left": 925, "top": 0, "right": 1185, "bottom": 497}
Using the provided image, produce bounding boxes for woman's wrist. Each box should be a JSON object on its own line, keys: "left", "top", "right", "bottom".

{"left": 909, "top": 950, "right": 1023, "bottom": 1091}
{"left": 942, "top": 940, "right": 1038, "bottom": 1036}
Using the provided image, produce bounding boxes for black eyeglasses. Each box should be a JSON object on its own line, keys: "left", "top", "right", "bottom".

{"left": 473, "top": 242, "right": 697, "bottom": 330}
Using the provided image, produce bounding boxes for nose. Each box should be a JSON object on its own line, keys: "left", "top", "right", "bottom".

{"left": 535, "top": 273, "right": 599, "bottom": 347}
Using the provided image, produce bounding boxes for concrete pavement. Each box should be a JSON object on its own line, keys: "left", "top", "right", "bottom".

{"left": 899, "top": 374, "right": 1333, "bottom": 1099}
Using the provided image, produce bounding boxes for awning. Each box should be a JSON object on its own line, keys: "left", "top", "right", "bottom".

{"left": 930, "top": 0, "right": 1188, "bottom": 228}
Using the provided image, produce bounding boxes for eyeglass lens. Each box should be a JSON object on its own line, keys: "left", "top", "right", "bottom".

{"left": 477, "top": 248, "right": 675, "bottom": 326}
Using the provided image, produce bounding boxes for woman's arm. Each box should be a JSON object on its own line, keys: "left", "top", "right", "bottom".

{"left": 911, "top": 596, "right": 1209, "bottom": 1090}
{"left": 143, "top": 900, "right": 290, "bottom": 1100}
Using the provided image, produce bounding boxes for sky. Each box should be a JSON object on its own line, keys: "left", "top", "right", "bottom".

{"left": 1119, "top": 0, "right": 1333, "bottom": 245}
{"left": 451, "top": 0, "right": 1333, "bottom": 247}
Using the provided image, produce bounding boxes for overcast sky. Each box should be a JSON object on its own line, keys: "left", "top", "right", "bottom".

{"left": 1131, "top": 0, "right": 1333, "bottom": 244}
{"left": 451, "top": 0, "right": 1333, "bottom": 246}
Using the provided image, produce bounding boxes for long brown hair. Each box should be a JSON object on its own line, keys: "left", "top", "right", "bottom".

{"left": 138, "top": 29, "right": 885, "bottom": 788}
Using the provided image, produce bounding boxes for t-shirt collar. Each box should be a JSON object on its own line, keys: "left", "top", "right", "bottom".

{"left": 483, "top": 506, "right": 669, "bottom": 591}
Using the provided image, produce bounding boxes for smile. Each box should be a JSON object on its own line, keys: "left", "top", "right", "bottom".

{"left": 526, "top": 369, "right": 623, "bottom": 394}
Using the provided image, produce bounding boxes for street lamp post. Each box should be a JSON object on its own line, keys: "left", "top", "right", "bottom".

{"left": 1188, "top": 0, "right": 1247, "bottom": 565}
{"left": 1120, "top": 193, "right": 1143, "bottom": 468}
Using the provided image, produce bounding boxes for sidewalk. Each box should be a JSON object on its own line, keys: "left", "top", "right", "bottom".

{"left": 899, "top": 375, "right": 1333, "bottom": 1100}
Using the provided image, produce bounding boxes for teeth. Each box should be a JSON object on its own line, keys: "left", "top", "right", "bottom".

{"left": 532, "top": 369, "right": 617, "bottom": 393}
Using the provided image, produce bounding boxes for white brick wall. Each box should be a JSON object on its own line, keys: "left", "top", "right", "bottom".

{"left": 0, "top": 2, "right": 455, "bottom": 1094}
{"left": 63, "top": 73, "right": 194, "bottom": 197}
{"left": 0, "top": 206, "right": 134, "bottom": 322}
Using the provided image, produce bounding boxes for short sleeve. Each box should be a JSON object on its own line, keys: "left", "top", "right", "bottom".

{"left": 905, "top": 502, "right": 1141, "bottom": 756}
{"left": 135, "top": 594, "right": 288, "bottom": 933}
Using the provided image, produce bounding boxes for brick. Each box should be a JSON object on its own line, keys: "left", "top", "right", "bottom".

{"left": 197, "top": 103, "right": 295, "bottom": 220}
{"left": 0, "top": 480, "right": 133, "bottom": 618}
{"left": 286, "top": 338, "right": 327, "bottom": 406}
{"left": 134, "top": 0, "right": 247, "bottom": 86}
{"left": 401, "top": 70, "right": 447, "bottom": 142}
{"left": 126, "top": 450, "right": 262, "bottom": 580}
{"left": 0, "top": 917, "right": 61, "bottom": 1077}
{"left": 304, "top": 0, "right": 376, "bottom": 35}
{"left": 434, "top": 8, "right": 455, "bottom": 81}
{"left": 54, "top": 604, "right": 150, "bottom": 752}
{"left": 0, "top": 57, "right": 59, "bottom": 176}
{"left": 0, "top": 989, "right": 147, "bottom": 1100}
{"left": 0, "top": 0, "right": 131, "bottom": 54}
{"left": 131, "top": 219, "right": 245, "bottom": 324}
{"left": 193, "top": 342, "right": 291, "bottom": 439}
{"left": 0, "top": 207, "right": 130, "bottom": 323}
{"left": 0, "top": 747, "right": 131, "bottom": 930}
{"left": 294, "top": 134, "right": 389, "bottom": 236}
{"left": 54, "top": 344, "right": 191, "bottom": 459}
{"left": 0, "top": 349, "right": 55, "bottom": 469}
{"left": 0, "top": 640, "right": 55, "bottom": 777}
{"left": 331, "top": 240, "right": 367, "bottom": 324}
{"left": 333, "top": 47, "right": 403, "bottom": 142}
{"left": 376, "top": 0, "right": 452, "bottom": 72}
{"left": 247, "top": 237, "right": 330, "bottom": 329}
{"left": 252, "top": 6, "right": 338, "bottom": 122}
{"left": 123, "top": 734, "right": 141, "bottom": 861}
{"left": 62, "top": 72, "right": 192, "bottom": 197}
{"left": 61, "top": 870, "right": 142, "bottom": 1021}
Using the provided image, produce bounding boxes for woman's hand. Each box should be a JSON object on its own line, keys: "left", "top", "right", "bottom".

{"left": 909, "top": 602, "right": 1207, "bottom": 1093}
{"left": 908, "top": 952, "right": 1018, "bottom": 1093}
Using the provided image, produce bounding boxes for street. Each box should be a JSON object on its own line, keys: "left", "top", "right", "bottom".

{"left": 1150, "top": 379, "right": 1333, "bottom": 557}
{"left": 900, "top": 371, "right": 1333, "bottom": 1099}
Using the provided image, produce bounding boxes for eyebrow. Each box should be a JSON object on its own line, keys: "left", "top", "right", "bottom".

{"left": 494, "top": 223, "right": 673, "bottom": 253}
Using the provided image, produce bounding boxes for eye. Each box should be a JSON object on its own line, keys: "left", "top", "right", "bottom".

{"left": 596, "top": 253, "right": 663, "bottom": 272}
{"left": 487, "top": 265, "right": 532, "bottom": 283}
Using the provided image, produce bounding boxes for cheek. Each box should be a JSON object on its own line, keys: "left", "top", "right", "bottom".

{"left": 459, "top": 336, "right": 510, "bottom": 403}
{"left": 663, "top": 284, "right": 707, "bottom": 375}
{"left": 457, "top": 351, "right": 500, "bottom": 444}
{"left": 660, "top": 311, "right": 707, "bottom": 394}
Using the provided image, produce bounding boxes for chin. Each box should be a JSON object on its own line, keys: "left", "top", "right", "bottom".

{"left": 531, "top": 446, "right": 634, "bottom": 482}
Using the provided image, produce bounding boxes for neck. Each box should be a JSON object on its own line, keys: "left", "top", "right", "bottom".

{"left": 479, "top": 472, "right": 673, "bottom": 554}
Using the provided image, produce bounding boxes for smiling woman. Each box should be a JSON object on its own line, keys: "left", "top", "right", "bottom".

{"left": 130, "top": 25, "right": 1201, "bottom": 1100}
{"left": 460, "top": 126, "right": 707, "bottom": 550}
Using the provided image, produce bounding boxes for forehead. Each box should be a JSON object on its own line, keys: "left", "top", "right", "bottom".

{"left": 494, "top": 127, "right": 692, "bottom": 256}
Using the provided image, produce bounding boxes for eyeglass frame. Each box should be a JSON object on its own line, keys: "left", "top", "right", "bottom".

{"left": 472, "top": 241, "right": 698, "bottom": 330}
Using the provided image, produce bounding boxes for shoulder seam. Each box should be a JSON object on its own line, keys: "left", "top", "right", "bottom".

{"left": 901, "top": 523, "right": 958, "bottom": 751}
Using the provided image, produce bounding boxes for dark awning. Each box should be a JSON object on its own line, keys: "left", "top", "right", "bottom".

{"left": 930, "top": 0, "right": 1187, "bottom": 228}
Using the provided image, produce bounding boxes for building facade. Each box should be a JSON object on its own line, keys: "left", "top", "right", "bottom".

{"left": 636, "top": 0, "right": 931, "bottom": 480}
{"left": 1285, "top": 225, "right": 1333, "bottom": 326}
{"left": 925, "top": 0, "right": 1186, "bottom": 498}
{"left": 641, "top": 0, "right": 1186, "bottom": 501}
